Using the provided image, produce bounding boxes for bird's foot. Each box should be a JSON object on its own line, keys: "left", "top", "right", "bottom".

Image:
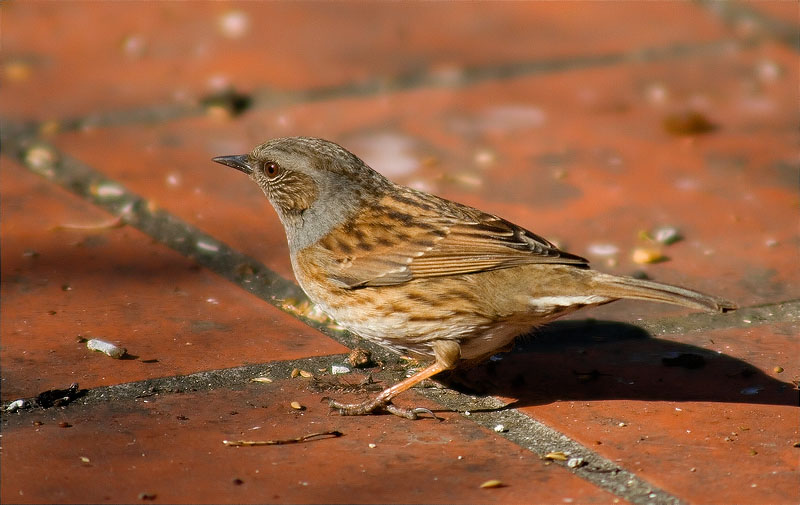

{"left": 324, "top": 397, "right": 441, "bottom": 420}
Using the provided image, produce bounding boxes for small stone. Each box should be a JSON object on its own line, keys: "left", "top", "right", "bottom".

{"left": 773, "top": 366, "right": 784, "bottom": 373}
{"left": 5, "top": 399, "right": 27, "bottom": 412}
{"left": 86, "top": 339, "right": 127, "bottom": 359}
{"left": 588, "top": 243, "right": 619, "bottom": 257}
{"left": 493, "top": 424, "right": 507, "bottom": 433}
{"left": 330, "top": 365, "right": 350, "bottom": 375}
{"left": 567, "top": 457, "right": 585, "bottom": 468}
{"left": 24, "top": 144, "right": 58, "bottom": 176}
{"left": 652, "top": 226, "right": 682, "bottom": 245}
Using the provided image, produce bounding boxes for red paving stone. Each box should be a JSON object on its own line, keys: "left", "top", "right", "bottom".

{"left": 458, "top": 323, "right": 799, "bottom": 505}
{"left": 1, "top": 159, "right": 347, "bottom": 400}
{"left": 0, "top": 380, "right": 626, "bottom": 505}
{"left": 2, "top": 3, "right": 798, "bottom": 505}
{"left": 1, "top": 2, "right": 731, "bottom": 120}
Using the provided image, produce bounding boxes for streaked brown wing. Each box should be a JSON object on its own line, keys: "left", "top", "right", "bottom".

{"left": 319, "top": 189, "right": 588, "bottom": 289}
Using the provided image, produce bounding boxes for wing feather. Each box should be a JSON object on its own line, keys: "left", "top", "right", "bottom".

{"left": 320, "top": 188, "right": 588, "bottom": 288}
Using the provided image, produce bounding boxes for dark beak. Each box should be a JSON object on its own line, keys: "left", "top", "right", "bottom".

{"left": 212, "top": 154, "right": 253, "bottom": 175}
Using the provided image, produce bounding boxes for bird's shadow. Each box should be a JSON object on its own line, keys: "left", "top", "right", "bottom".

{"left": 437, "top": 319, "right": 798, "bottom": 408}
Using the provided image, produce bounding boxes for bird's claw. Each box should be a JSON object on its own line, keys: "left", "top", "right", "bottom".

{"left": 325, "top": 397, "right": 441, "bottom": 420}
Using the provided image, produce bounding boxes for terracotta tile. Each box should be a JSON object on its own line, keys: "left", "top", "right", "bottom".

{"left": 1, "top": 159, "right": 347, "bottom": 401}
{"left": 0, "top": 380, "right": 624, "bottom": 505}
{"left": 1, "top": 2, "right": 731, "bottom": 120}
{"left": 448, "top": 323, "right": 799, "bottom": 505}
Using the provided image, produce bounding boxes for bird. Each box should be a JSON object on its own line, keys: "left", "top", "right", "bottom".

{"left": 213, "top": 136, "right": 736, "bottom": 419}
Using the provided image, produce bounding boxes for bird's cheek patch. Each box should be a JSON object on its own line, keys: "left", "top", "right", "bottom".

{"left": 280, "top": 171, "right": 319, "bottom": 212}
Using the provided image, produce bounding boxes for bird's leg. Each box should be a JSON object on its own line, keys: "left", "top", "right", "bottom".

{"left": 327, "top": 340, "right": 460, "bottom": 419}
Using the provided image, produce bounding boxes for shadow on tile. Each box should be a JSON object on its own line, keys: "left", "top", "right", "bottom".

{"left": 438, "top": 320, "right": 798, "bottom": 408}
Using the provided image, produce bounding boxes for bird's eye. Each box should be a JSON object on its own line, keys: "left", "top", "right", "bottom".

{"left": 263, "top": 161, "right": 283, "bottom": 178}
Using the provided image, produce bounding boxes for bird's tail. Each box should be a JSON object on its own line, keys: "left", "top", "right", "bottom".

{"left": 591, "top": 272, "right": 737, "bottom": 313}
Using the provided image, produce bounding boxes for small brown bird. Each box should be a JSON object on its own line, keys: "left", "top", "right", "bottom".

{"left": 214, "top": 137, "right": 736, "bottom": 419}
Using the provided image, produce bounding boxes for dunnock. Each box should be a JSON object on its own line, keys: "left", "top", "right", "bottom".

{"left": 214, "top": 137, "right": 736, "bottom": 419}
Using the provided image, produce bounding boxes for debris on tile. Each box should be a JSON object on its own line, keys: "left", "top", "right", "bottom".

{"left": 330, "top": 365, "right": 350, "bottom": 375}
{"left": 662, "top": 111, "right": 716, "bottom": 136}
{"left": 773, "top": 366, "right": 784, "bottom": 374}
{"left": 652, "top": 226, "right": 682, "bottom": 245}
{"left": 196, "top": 238, "right": 221, "bottom": 253}
{"left": 39, "top": 120, "right": 61, "bottom": 136}
{"left": 479, "top": 479, "right": 505, "bottom": 489}
{"left": 5, "top": 399, "right": 28, "bottom": 412}
{"left": 232, "top": 478, "right": 244, "bottom": 486}
{"left": 86, "top": 338, "right": 127, "bottom": 359}
{"left": 218, "top": 10, "right": 250, "bottom": 38}
{"left": 740, "top": 386, "right": 763, "bottom": 396}
{"left": 756, "top": 59, "right": 783, "bottom": 83}
{"left": 290, "top": 401, "right": 304, "bottom": 410}
{"left": 223, "top": 430, "right": 342, "bottom": 446}
{"left": 483, "top": 104, "right": 547, "bottom": 131}
{"left": 33, "top": 383, "right": 84, "bottom": 408}
{"left": 4, "top": 60, "right": 32, "bottom": 82}
{"left": 24, "top": 143, "right": 58, "bottom": 176}
{"left": 632, "top": 247, "right": 665, "bottom": 264}
{"left": 137, "top": 492, "right": 157, "bottom": 501}
{"left": 368, "top": 443, "right": 377, "bottom": 449}
{"left": 618, "top": 422, "right": 627, "bottom": 427}
{"left": 120, "top": 34, "right": 146, "bottom": 58}
{"left": 62, "top": 283, "right": 73, "bottom": 291}
{"left": 567, "top": 457, "right": 586, "bottom": 469}
{"left": 201, "top": 88, "right": 252, "bottom": 119}
{"left": 661, "top": 352, "right": 706, "bottom": 369}
{"left": 645, "top": 82, "right": 669, "bottom": 104}
{"left": 79, "top": 456, "right": 90, "bottom": 464}
{"left": 346, "top": 347, "right": 374, "bottom": 368}
{"left": 544, "top": 451, "right": 569, "bottom": 461}
{"left": 493, "top": 424, "right": 507, "bottom": 433}
{"left": 765, "top": 238, "right": 778, "bottom": 247}
{"left": 250, "top": 377, "right": 273, "bottom": 383}
{"left": 52, "top": 215, "right": 125, "bottom": 232}
{"left": 587, "top": 243, "right": 619, "bottom": 257}
{"left": 90, "top": 181, "right": 126, "bottom": 200}
{"left": 474, "top": 147, "right": 497, "bottom": 168}
{"left": 165, "top": 172, "right": 182, "bottom": 188}
{"left": 793, "top": 442, "right": 800, "bottom": 448}
{"left": 59, "top": 421, "right": 72, "bottom": 428}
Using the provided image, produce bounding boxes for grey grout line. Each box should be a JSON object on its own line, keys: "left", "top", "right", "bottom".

{"left": 27, "top": 37, "right": 752, "bottom": 134}
{"left": 695, "top": 0, "right": 800, "bottom": 52}
{"left": 424, "top": 389, "right": 687, "bottom": 505}
{"left": 3, "top": 133, "right": 795, "bottom": 505}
